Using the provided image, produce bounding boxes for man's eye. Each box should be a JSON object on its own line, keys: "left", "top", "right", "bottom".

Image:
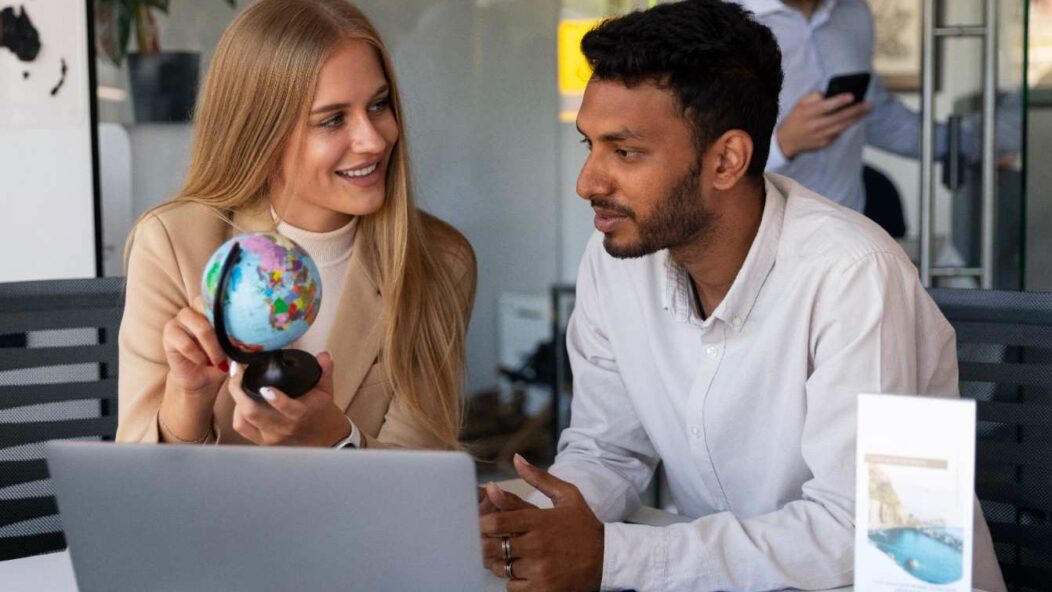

{"left": 579, "top": 138, "right": 592, "bottom": 150}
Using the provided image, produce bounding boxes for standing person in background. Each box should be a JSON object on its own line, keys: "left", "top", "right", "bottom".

{"left": 117, "top": 0, "right": 476, "bottom": 451}
{"left": 735, "top": 0, "right": 972, "bottom": 222}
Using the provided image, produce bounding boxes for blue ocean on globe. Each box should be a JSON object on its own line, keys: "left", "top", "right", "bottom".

{"left": 200, "top": 233, "right": 322, "bottom": 353}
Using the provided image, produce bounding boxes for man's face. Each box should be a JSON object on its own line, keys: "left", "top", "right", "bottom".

{"left": 576, "top": 79, "right": 716, "bottom": 259}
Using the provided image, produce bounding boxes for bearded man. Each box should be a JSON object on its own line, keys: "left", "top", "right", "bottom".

{"left": 477, "top": 2, "right": 1005, "bottom": 592}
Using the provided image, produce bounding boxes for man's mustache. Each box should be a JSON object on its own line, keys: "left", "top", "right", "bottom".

{"left": 589, "top": 198, "right": 635, "bottom": 220}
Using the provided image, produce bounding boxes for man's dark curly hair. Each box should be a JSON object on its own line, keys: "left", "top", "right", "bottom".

{"left": 581, "top": 0, "right": 783, "bottom": 178}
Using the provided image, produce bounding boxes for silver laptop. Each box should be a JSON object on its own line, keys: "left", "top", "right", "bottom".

{"left": 47, "top": 442, "right": 485, "bottom": 592}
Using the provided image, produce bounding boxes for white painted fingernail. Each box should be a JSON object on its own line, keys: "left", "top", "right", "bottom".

{"left": 260, "top": 387, "right": 275, "bottom": 401}
{"left": 229, "top": 361, "right": 238, "bottom": 377}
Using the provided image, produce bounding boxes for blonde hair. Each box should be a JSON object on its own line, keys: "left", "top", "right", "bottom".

{"left": 131, "top": 0, "right": 468, "bottom": 449}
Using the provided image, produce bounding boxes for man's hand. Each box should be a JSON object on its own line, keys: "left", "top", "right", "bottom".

{"left": 776, "top": 92, "right": 871, "bottom": 160}
{"left": 478, "top": 480, "right": 536, "bottom": 517}
{"left": 479, "top": 455, "right": 604, "bottom": 592}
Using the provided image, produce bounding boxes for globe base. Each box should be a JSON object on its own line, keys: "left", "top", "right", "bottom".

{"left": 242, "top": 349, "right": 322, "bottom": 400}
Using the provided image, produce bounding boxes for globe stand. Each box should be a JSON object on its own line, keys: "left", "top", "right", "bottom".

{"left": 213, "top": 242, "right": 322, "bottom": 400}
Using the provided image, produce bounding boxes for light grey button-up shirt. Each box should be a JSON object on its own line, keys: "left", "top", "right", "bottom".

{"left": 546, "top": 174, "right": 1003, "bottom": 592}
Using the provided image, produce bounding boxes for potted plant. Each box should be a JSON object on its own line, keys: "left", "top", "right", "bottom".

{"left": 94, "top": 0, "right": 236, "bottom": 122}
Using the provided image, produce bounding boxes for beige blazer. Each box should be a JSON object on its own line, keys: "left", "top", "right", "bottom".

{"left": 116, "top": 200, "right": 476, "bottom": 449}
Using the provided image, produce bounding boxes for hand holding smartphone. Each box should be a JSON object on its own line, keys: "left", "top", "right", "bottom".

{"left": 825, "top": 72, "right": 872, "bottom": 105}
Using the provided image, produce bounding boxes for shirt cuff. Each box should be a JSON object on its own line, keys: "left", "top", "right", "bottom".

{"left": 766, "top": 132, "right": 790, "bottom": 171}
{"left": 601, "top": 522, "right": 666, "bottom": 591}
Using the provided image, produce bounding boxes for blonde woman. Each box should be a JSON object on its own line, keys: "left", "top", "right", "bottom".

{"left": 117, "top": 0, "right": 475, "bottom": 451}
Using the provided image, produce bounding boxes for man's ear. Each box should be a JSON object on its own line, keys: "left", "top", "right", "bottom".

{"left": 706, "top": 129, "right": 754, "bottom": 191}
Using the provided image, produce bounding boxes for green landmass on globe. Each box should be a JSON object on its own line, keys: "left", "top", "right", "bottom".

{"left": 201, "top": 233, "right": 322, "bottom": 353}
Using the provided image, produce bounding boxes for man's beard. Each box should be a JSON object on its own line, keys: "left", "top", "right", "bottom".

{"left": 599, "top": 163, "right": 716, "bottom": 259}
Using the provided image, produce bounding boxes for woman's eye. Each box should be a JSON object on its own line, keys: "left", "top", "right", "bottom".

{"left": 368, "top": 97, "right": 391, "bottom": 114}
{"left": 320, "top": 113, "right": 344, "bottom": 128}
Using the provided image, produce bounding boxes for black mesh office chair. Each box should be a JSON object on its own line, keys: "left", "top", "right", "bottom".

{"left": 930, "top": 288, "right": 1052, "bottom": 592}
{"left": 0, "top": 277, "right": 123, "bottom": 561}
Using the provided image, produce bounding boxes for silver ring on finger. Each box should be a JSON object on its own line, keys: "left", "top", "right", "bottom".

{"left": 504, "top": 558, "right": 516, "bottom": 580}
{"left": 501, "top": 535, "right": 511, "bottom": 562}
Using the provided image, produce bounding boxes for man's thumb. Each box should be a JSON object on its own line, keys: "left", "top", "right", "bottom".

{"left": 513, "top": 454, "right": 574, "bottom": 507}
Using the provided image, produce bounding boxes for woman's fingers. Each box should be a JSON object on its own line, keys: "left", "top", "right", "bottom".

{"left": 163, "top": 319, "right": 211, "bottom": 368}
{"left": 232, "top": 404, "right": 264, "bottom": 444}
{"left": 228, "top": 365, "right": 285, "bottom": 432}
{"left": 175, "top": 306, "right": 228, "bottom": 369}
{"left": 258, "top": 385, "right": 307, "bottom": 421}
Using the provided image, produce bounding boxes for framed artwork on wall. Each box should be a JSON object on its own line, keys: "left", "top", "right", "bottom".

{"left": 871, "top": 0, "right": 923, "bottom": 92}
{"left": 0, "top": 0, "right": 101, "bottom": 280}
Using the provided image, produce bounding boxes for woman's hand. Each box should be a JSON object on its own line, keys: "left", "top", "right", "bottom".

{"left": 162, "top": 296, "right": 230, "bottom": 401}
{"left": 228, "top": 352, "right": 351, "bottom": 447}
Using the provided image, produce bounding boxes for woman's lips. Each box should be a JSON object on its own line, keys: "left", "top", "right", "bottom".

{"left": 335, "top": 161, "right": 382, "bottom": 187}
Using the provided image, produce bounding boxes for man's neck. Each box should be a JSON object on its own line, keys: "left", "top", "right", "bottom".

{"left": 670, "top": 181, "right": 765, "bottom": 319}
{"left": 782, "top": 0, "right": 820, "bottom": 20}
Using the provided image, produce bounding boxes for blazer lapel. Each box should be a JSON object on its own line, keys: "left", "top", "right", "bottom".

{"left": 326, "top": 230, "right": 384, "bottom": 412}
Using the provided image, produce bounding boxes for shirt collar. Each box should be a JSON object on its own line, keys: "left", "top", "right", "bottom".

{"left": 743, "top": 0, "right": 841, "bottom": 20}
{"left": 662, "top": 175, "right": 786, "bottom": 332}
{"left": 741, "top": 0, "right": 789, "bottom": 16}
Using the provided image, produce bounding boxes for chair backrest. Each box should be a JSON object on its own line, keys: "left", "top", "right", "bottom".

{"left": 0, "top": 277, "right": 123, "bottom": 561}
{"left": 930, "top": 288, "right": 1052, "bottom": 592}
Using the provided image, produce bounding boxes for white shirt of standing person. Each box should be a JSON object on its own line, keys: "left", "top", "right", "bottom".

{"left": 532, "top": 174, "right": 1006, "bottom": 592}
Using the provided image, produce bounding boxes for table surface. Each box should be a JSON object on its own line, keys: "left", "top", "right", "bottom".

{"left": 0, "top": 479, "right": 979, "bottom": 592}
{"left": 0, "top": 550, "right": 870, "bottom": 592}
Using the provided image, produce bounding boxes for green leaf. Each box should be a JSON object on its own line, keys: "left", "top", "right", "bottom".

{"left": 93, "top": 0, "right": 234, "bottom": 64}
{"left": 116, "top": 1, "right": 131, "bottom": 62}
{"left": 92, "top": 0, "right": 130, "bottom": 65}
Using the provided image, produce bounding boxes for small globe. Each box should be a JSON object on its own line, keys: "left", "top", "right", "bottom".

{"left": 200, "top": 232, "right": 322, "bottom": 353}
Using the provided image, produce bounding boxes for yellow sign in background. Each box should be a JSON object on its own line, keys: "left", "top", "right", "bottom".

{"left": 558, "top": 19, "right": 599, "bottom": 96}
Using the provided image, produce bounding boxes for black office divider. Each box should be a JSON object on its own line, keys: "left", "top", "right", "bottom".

{"left": 0, "top": 278, "right": 123, "bottom": 560}
{"left": 930, "top": 288, "right": 1052, "bottom": 592}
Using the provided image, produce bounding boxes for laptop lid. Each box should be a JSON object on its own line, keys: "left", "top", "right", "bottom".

{"left": 47, "top": 442, "right": 484, "bottom": 592}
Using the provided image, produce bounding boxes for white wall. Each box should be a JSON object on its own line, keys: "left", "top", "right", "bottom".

{"left": 0, "top": 0, "right": 96, "bottom": 281}
{"left": 358, "top": 0, "right": 560, "bottom": 394}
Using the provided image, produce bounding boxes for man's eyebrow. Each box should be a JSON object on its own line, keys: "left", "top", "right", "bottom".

{"left": 310, "top": 84, "right": 391, "bottom": 115}
{"left": 577, "top": 125, "right": 645, "bottom": 142}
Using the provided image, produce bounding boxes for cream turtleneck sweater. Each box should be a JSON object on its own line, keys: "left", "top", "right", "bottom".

{"left": 275, "top": 215, "right": 358, "bottom": 356}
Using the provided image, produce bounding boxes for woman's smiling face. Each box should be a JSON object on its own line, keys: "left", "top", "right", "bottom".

{"left": 270, "top": 39, "right": 399, "bottom": 231}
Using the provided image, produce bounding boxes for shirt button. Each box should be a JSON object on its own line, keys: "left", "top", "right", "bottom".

{"left": 705, "top": 345, "right": 719, "bottom": 358}
{"left": 690, "top": 427, "right": 701, "bottom": 438}
{"left": 732, "top": 316, "right": 743, "bottom": 330}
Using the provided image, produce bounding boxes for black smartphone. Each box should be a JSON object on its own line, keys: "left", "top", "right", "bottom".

{"left": 824, "top": 72, "right": 872, "bottom": 105}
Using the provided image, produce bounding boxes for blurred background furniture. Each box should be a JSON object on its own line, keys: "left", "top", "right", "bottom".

{"left": 931, "top": 288, "right": 1052, "bottom": 592}
{"left": 0, "top": 278, "right": 123, "bottom": 561}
